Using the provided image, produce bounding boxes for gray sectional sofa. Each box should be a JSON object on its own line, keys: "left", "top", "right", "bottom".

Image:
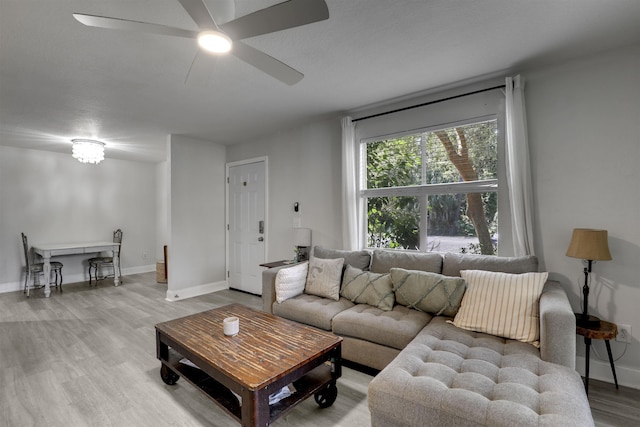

{"left": 262, "top": 247, "right": 594, "bottom": 426}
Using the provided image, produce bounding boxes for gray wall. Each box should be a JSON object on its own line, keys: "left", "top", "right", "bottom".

{"left": 526, "top": 44, "right": 640, "bottom": 387}
{"left": 226, "top": 117, "right": 343, "bottom": 261}
{"left": 0, "top": 145, "right": 157, "bottom": 292}
{"left": 167, "top": 135, "right": 226, "bottom": 298}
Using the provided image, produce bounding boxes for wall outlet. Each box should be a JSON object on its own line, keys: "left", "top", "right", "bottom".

{"left": 617, "top": 324, "right": 632, "bottom": 344}
{"left": 142, "top": 252, "right": 149, "bottom": 260}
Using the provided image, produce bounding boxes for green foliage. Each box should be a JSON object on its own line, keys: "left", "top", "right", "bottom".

{"left": 365, "top": 121, "right": 498, "bottom": 252}
{"left": 366, "top": 136, "right": 422, "bottom": 249}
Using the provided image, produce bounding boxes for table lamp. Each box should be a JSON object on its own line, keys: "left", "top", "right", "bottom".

{"left": 293, "top": 227, "right": 311, "bottom": 262}
{"left": 566, "top": 228, "right": 612, "bottom": 327}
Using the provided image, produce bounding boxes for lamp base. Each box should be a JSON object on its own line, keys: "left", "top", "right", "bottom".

{"left": 295, "top": 246, "right": 309, "bottom": 262}
{"left": 575, "top": 313, "right": 601, "bottom": 328}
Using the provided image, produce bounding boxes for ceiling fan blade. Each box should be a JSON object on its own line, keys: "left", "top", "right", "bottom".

{"left": 177, "top": 0, "right": 218, "bottom": 29}
{"left": 221, "top": 0, "right": 329, "bottom": 41}
{"left": 73, "top": 13, "right": 197, "bottom": 39}
{"left": 185, "top": 50, "right": 218, "bottom": 85}
{"left": 232, "top": 41, "right": 303, "bottom": 85}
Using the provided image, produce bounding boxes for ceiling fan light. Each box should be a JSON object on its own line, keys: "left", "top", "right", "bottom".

{"left": 197, "top": 30, "right": 232, "bottom": 54}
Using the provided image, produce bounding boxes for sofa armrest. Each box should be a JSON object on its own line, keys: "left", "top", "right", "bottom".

{"left": 261, "top": 264, "right": 297, "bottom": 313}
{"left": 539, "top": 280, "right": 576, "bottom": 369}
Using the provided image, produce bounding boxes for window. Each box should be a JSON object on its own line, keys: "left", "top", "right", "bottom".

{"left": 361, "top": 119, "right": 498, "bottom": 255}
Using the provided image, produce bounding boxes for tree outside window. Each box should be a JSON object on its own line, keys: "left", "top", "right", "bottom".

{"left": 362, "top": 120, "right": 498, "bottom": 255}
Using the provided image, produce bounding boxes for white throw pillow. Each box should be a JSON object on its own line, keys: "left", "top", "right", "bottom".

{"left": 304, "top": 256, "right": 344, "bottom": 301}
{"left": 450, "top": 270, "right": 548, "bottom": 346}
{"left": 275, "top": 262, "right": 309, "bottom": 303}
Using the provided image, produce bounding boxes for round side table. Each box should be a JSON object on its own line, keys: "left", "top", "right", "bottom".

{"left": 576, "top": 319, "right": 619, "bottom": 395}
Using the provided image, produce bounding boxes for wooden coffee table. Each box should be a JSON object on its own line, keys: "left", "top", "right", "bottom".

{"left": 155, "top": 304, "right": 342, "bottom": 426}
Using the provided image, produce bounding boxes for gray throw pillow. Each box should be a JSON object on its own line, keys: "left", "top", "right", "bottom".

{"left": 340, "top": 265, "right": 394, "bottom": 311}
{"left": 390, "top": 268, "right": 466, "bottom": 317}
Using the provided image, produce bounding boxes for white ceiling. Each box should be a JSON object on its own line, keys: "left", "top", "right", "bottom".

{"left": 2, "top": 0, "right": 640, "bottom": 163}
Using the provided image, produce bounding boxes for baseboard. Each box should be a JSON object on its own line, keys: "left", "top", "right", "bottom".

{"left": 124, "top": 264, "right": 156, "bottom": 275}
{"left": 165, "top": 280, "right": 229, "bottom": 302}
{"left": 576, "top": 355, "right": 640, "bottom": 390}
{"left": 0, "top": 264, "right": 156, "bottom": 294}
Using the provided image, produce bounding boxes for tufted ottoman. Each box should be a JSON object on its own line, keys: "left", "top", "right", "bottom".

{"left": 368, "top": 317, "right": 594, "bottom": 427}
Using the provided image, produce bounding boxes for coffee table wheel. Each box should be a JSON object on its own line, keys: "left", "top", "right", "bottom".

{"left": 160, "top": 364, "right": 179, "bottom": 385}
{"left": 314, "top": 382, "right": 338, "bottom": 408}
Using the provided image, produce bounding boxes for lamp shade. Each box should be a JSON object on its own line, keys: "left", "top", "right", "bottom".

{"left": 566, "top": 228, "right": 612, "bottom": 261}
{"left": 293, "top": 227, "right": 311, "bottom": 247}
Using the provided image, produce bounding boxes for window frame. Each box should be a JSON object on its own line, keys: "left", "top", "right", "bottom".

{"left": 359, "top": 115, "right": 500, "bottom": 252}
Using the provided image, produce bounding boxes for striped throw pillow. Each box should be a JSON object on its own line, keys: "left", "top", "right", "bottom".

{"left": 450, "top": 270, "right": 548, "bottom": 346}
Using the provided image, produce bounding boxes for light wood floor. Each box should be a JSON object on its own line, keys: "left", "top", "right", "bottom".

{"left": 1, "top": 273, "right": 638, "bottom": 426}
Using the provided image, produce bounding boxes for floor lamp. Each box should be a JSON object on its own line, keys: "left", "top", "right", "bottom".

{"left": 566, "top": 228, "right": 612, "bottom": 327}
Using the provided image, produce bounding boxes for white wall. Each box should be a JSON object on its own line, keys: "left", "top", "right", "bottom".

{"left": 226, "top": 118, "right": 343, "bottom": 261}
{"left": 0, "top": 145, "right": 157, "bottom": 292}
{"left": 166, "top": 135, "right": 227, "bottom": 300}
{"left": 156, "top": 160, "right": 168, "bottom": 261}
{"left": 526, "top": 44, "right": 640, "bottom": 388}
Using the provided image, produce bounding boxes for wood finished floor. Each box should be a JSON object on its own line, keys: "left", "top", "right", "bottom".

{"left": 1, "top": 273, "right": 638, "bottom": 426}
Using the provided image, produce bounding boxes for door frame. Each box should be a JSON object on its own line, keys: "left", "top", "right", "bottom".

{"left": 225, "top": 156, "right": 269, "bottom": 289}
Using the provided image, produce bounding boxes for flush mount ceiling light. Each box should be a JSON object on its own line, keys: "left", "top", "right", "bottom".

{"left": 71, "top": 139, "right": 105, "bottom": 164}
{"left": 197, "top": 30, "right": 232, "bottom": 54}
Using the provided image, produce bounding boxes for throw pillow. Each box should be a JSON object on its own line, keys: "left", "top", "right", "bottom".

{"left": 450, "top": 270, "right": 548, "bottom": 346}
{"left": 304, "top": 256, "right": 344, "bottom": 301}
{"left": 274, "top": 262, "right": 309, "bottom": 303}
{"left": 340, "top": 265, "right": 394, "bottom": 311}
{"left": 390, "top": 268, "right": 466, "bottom": 317}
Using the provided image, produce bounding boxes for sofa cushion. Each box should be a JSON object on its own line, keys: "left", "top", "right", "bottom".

{"left": 341, "top": 265, "right": 394, "bottom": 311}
{"left": 390, "top": 268, "right": 466, "bottom": 317}
{"left": 304, "top": 256, "right": 344, "bottom": 300}
{"left": 442, "top": 252, "right": 538, "bottom": 277}
{"left": 370, "top": 249, "right": 443, "bottom": 274}
{"left": 332, "top": 304, "right": 432, "bottom": 350}
{"left": 313, "top": 246, "right": 372, "bottom": 271}
{"left": 451, "top": 270, "right": 548, "bottom": 346}
{"left": 368, "top": 316, "right": 594, "bottom": 427}
{"left": 274, "top": 262, "right": 308, "bottom": 303}
{"left": 273, "top": 293, "right": 354, "bottom": 331}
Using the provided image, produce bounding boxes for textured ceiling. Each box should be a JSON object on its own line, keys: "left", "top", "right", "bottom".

{"left": 2, "top": 0, "right": 640, "bottom": 163}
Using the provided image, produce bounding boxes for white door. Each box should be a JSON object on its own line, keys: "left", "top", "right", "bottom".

{"left": 227, "top": 160, "right": 266, "bottom": 295}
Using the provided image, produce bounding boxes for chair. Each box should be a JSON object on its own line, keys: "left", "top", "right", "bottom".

{"left": 22, "top": 232, "right": 63, "bottom": 297}
{"left": 89, "top": 229, "right": 122, "bottom": 285}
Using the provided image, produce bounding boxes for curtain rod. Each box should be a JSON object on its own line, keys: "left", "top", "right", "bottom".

{"left": 352, "top": 84, "right": 506, "bottom": 123}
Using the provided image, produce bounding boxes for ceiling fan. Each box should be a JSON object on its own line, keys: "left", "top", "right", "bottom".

{"left": 73, "top": 0, "right": 329, "bottom": 85}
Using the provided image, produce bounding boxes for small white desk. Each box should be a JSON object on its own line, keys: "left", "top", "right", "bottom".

{"left": 32, "top": 241, "right": 121, "bottom": 297}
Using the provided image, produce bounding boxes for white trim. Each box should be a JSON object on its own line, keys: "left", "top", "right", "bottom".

{"left": 576, "top": 355, "right": 640, "bottom": 390}
{"left": 359, "top": 115, "right": 498, "bottom": 146}
{"left": 362, "top": 179, "right": 498, "bottom": 198}
{"left": 0, "top": 264, "right": 156, "bottom": 294}
{"left": 165, "top": 280, "right": 229, "bottom": 301}
{"left": 225, "top": 156, "right": 269, "bottom": 290}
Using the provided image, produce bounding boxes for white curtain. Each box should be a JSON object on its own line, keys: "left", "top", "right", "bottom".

{"left": 341, "top": 116, "right": 360, "bottom": 250}
{"left": 505, "top": 75, "right": 535, "bottom": 256}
